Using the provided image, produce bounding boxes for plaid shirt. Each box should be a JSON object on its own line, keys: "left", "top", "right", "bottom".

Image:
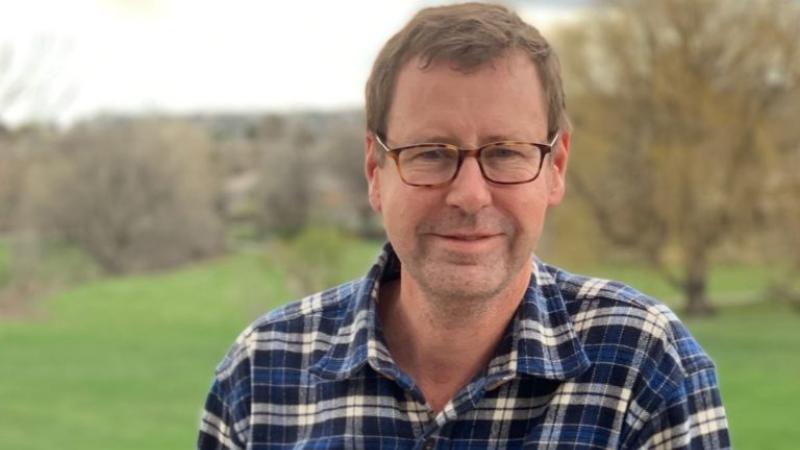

{"left": 198, "top": 243, "right": 730, "bottom": 449}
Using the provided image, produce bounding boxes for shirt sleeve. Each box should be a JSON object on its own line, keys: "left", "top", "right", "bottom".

{"left": 197, "top": 376, "right": 247, "bottom": 450}
{"left": 629, "top": 365, "right": 731, "bottom": 449}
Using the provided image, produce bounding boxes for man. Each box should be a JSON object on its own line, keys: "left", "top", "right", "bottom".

{"left": 198, "top": 3, "right": 730, "bottom": 449}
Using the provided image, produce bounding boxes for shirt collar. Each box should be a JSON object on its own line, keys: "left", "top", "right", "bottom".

{"left": 310, "top": 243, "right": 590, "bottom": 382}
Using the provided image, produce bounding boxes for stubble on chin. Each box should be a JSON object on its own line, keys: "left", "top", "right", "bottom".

{"left": 396, "top": 209, "right": 533, "bottom": 311}
{"left": 407, "top": 234, "right": 519, "bottom": 307}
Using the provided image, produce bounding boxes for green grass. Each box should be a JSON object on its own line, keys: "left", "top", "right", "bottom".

{"left": 0, "top": 252, "right": 278, "bottom": 449}
{"left": 0, "top": 238, "right": 99, "bottom": 298}
{"left": 0, "top": 234, "right": 381, "bottom": 450}
{"left": 0, "top": 240, "right": 797, "bottom": 449}
{"left": 686, "top": 304, "right": 800, "bottom": 450}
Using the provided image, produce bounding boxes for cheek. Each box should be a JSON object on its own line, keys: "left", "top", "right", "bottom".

{"left": 384, "top": 191, "right": 425, "bottom": 225}
{"left": 380, "top": 184, "right": 419, "bottom": 230}
{"left": 498, "top": 189, "right": 550, "bottom": 233}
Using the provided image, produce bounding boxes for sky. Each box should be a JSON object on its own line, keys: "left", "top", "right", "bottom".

{"left": 0, "top": 0, "right": 587, "bottom": 126}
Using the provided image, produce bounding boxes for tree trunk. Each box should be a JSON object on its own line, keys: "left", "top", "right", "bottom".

{"left": 683, "top": 250, "right": 716, "bottom": 316}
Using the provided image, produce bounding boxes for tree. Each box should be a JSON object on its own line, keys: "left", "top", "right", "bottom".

{"left": 1, "top": 37, "right": 72, "bottom": 232}
{"left": 251, "top": 112, "right": 378, "bottom": 238}
{"left": 0, "top": 142, "right": 24, "bottom": 232}
{"left": 253, "top": 120, "right": 315, "bottom": 237}
{"left": 319, "top": 112, "right": 381, "bottom": 238}
{"left": 0, "top": 126, "right": 59, "bottom": 233}
{"left": 557, "top": 0, "right": 800, "bottom": 314}
{"left": 762, "top": 95, "right": 800, "bottom": 307}
{"left": 20, "top": 119, "right": 225, "bottom": 274}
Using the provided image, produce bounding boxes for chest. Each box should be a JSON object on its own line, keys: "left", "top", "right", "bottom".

{"left": 244, "top": 375, "right": 630, "bottom": 449}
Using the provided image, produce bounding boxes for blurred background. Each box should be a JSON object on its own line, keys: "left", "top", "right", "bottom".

{"left": 1, "top": 0, "right": 798, "bottom": 448}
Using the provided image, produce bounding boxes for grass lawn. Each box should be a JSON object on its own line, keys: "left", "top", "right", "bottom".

{"left": 0, "top": 239, "right": 380, "bottom": 450}
{"left": 686, "top": 303, "right": 800, "bottom": 450}
{"left": 1, "top": 240, "right": 797, "bottom": 449}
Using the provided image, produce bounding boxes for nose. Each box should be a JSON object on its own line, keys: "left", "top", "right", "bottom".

{"left": 444, "top": 155, "right": 492, "bottom": 214}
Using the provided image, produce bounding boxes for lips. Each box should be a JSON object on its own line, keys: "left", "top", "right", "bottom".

{"left": 434, "top": 233, "right": 498, "bottom": 240}
{"left": 429, "top": 231, "right": 505, "bottom": 245}
{"left": 427, "top": 233, "right": 503, "bottom": 258}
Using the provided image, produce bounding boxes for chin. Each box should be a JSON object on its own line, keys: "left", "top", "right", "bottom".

{"left": 417, "top": 266, "right": 510, "bottom": 302}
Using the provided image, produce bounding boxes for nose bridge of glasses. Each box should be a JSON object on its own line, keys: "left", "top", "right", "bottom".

{"left": 456, "top": 146, "right": 483, "bottom": 162}
{"left": 452, "top": 147, "right": 489, "bottom": 183}
{"left": 457, "top": 144, "right": 502, "bottom": 169}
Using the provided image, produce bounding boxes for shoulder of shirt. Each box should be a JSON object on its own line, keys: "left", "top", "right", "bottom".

{"left": 212, "top": 277, "right": 363, "bottom": 377}
{"left": 256, "top": 277, "right": 362, "bottom": 328}
{"left": 539, "top": 261, "right": 715, "bottom": 377}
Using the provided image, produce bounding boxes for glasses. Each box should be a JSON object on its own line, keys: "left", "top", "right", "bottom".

{"left": 373, "top": 132, "right": 559, "bottom": 187}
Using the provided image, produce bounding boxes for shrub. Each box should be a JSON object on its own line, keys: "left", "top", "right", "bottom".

{"left": 19, "top": 120, "right": 225, "bottom": 274}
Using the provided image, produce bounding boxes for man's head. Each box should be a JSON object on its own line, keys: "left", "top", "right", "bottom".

{"left": 366, "top": 2, "right": 569, "bottom": 157}
{"left": 364, "top": 3, "right": 570, "bottom": 304}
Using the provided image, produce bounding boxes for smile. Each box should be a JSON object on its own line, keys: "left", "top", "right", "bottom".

{"left": 436, "top": 234, "right": 498, "bottom": 241}
{"left": 429, "top": 233, "right": 503, "bottom": 251}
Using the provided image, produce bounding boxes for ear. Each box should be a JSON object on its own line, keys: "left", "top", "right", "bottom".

{"left": 364, "top": 133, "right": 382, "bottom": 212}
{"left": 547, "top": 130, "right": 570, "bottom": 206}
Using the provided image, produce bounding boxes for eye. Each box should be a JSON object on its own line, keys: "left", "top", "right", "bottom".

{"left": 484, "top": 146, "right": 526, "bottom": 160}
{"left": 404, "top": 147, "right": 456, "bottom": 163}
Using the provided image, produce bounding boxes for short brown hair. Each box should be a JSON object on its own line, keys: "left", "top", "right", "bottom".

{"left": 365, "top": 2, "right": 568, "bottom": 145}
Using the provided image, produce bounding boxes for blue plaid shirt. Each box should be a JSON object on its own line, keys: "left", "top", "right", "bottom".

{"left": 198, "top": 243, "right": 730, "bottom": 449}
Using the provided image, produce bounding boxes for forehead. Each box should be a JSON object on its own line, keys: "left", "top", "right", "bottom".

{"left": 387, "top": 52, "right": 548, "bottom": 143}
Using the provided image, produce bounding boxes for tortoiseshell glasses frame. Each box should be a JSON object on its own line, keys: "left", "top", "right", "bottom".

{"left": 373, "top": 132, "right": 560, "bottom": 187}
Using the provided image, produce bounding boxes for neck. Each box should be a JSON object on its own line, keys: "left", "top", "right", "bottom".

{"left": 377, "top": 267, "right": 530, "bottom": 412}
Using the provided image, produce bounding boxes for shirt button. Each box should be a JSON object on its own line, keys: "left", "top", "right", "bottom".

{"left": 422, "top": 438, "right": 436, "bottom": 450}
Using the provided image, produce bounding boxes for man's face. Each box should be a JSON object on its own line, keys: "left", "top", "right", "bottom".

{"left": 365, "top": 52, "right": 570, "bottom": 301}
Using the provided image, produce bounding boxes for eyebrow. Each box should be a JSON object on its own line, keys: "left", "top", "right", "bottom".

{"left": 484, "top": 134, "right": 519, "bottom": 142}
{"left": 408, "top": 134, "right": 538, "bottom": 146}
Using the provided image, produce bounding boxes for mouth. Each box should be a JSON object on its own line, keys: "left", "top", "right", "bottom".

{"left": 434, "top": 233, "right": 499, "bottom": 241}
{"left": 425, "top": 231, "right": 505, "bottom": 259}
{"left": 429, "top": 232, "right": 504, "bottom": 247}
